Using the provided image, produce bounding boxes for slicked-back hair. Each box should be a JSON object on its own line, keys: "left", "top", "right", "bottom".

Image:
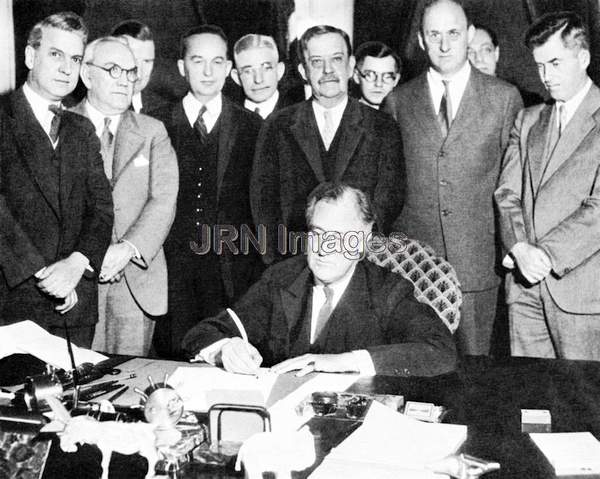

{"left": 110, "top": 20, "right": 153, "bottom": 42}
{"left": 27, "top": 11, "right": 88, "bottom": 49}
{"left": 420, "top": 0, "right": 469, "bottom": 33}
{"left": 298, "top": 25, "right": 352, "bottom": 67}
{"left": 83, "top": 36, "right": 129, "bottom": 66}
{"left": 233, "top": 33, "right": 279, "bottom": 63}
{"left": 473, "top": 23, "right": 498, "bottom": 47}
{"left": 525, "top": 11, "right": 589, "bottom": 51}
{"left": 306, "top": 182, "right": 376, "bottom": 227}
{"left": 179, "top": 24, "right": 228, "bottom": 59}
{"left": 354, "top": 41, "right": 402, "bottom": 74}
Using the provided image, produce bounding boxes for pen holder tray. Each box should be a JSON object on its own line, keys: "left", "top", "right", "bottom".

{"left": 297, "top": 392, "right": 405, "bottom": 421}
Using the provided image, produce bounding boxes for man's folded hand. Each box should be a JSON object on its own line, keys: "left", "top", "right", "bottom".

{"left": 219, "top": 337, "right": 263, "bottom": 375}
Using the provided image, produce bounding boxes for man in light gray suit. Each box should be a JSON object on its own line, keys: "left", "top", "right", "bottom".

{"left": 73, "top": 36, "right": 178, "bottom": 355}
{"left": 382, "top": 0, "right": 522, "bottom": 356}
{"left": 495, "top": 12, "right": 600, "bottom": 360}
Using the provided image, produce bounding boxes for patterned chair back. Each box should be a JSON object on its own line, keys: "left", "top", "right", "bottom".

{"left": 366, "top": 234, "right": 462, "bottom": 333}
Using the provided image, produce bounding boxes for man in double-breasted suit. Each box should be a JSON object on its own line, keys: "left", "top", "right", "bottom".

{"left": 73, "top": 37, "right": 178, "bottom": 355}
{"left": 152, "top": 25, "right": 263, "bottom": 359}
{"left": 382, "top": 0, "right": 522, "bottom": 356}
{"left": 182, "top": 183, "right": 456, "bottom": 377}
{"left": 495, "top": 12, "right": 600, "bottom": 360}
{"left": 0, "top": 13, "right": 113, "bottom": 347}
{"left": 251, "top": 25, "right": 405, "bottom": 265}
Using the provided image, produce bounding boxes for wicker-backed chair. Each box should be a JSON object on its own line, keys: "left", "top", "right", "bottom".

{"left": 366, "top": 235, "right": 462, "bottom": 333}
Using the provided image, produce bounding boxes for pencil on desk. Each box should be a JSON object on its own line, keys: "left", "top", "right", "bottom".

{"left": 226, "top": 308, "right": 249, "bottom": 343}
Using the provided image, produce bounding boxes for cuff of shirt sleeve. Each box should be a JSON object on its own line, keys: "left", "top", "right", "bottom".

{"left": 502, "top": 253, "right": 515, "bottom": 269}
{"left": 352, "top": 349, "right": 376, "bottom": 376}
{"left": 194, "top": 338, "right": 231, "bottom": 365}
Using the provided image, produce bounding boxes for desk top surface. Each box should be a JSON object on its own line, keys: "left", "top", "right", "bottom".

{"left": 32, "top": 355, "right": 600, "bottom": 479}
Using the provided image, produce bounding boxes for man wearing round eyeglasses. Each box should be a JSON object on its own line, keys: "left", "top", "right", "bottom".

{"left": 382, "top": 0, "right": 523, "bottom": 357}
{"left": 353, "top": 41, "right": 401, "bottom": 109}
{"left": 73, "top": 36, "right": 178, "bottom": 355}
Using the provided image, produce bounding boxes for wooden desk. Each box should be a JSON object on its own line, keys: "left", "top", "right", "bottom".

{"left": 38, "top": 356, "right": 600, "bottom": 478}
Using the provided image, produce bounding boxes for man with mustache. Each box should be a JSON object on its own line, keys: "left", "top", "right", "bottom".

{"left": 251, "top": 25, "right": 404, "bottom": 265}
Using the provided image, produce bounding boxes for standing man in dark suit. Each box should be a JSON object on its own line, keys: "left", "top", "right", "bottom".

{"left": 183, "top": 183, "right": 456, "bottom": 377}
{"left": 495, "top": 12, "right": 600, "bottom": 360}
{"left": 72, "top": 37, "right": 178, "bottom": 356}
{"left": 152, "top": 25, "right": 263, "bottom": 359}
{"left": 230, "top": 33, "right": 295, "bottom": 119}
{"left": 110, "top": 20, "right": 166, "bottom": 116}
{"left": 251, "top": 25, "right": 405, "bottom": 265}
{"left": 382, "top": 0, "right": 523, "bottom": 356}
{"left": 0, "top": 12, "right": 113, "bottom": 347}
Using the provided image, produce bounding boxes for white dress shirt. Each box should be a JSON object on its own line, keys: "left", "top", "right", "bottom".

{"left": 555, "top": 77, "right": 592, "bottom": 129}
{"left": 182, "top": 92, "right": 222, "bottom": 132}
{"left": 245, "top": 90, "right": 279, "bottom": 119}
{"left": 22, "top": 82, "right": 62, "bottom": 148}
{"left": 131, "top": 91, "right": 143, "bottom": 114}
{"left": 426, "top": 61, "right": 471, "bottom": 120}
{"left": 312, "top": 96, "right": 348, "bottom": 147}
{"left": 84, "top": 100, "right": 121, "bottom": 138}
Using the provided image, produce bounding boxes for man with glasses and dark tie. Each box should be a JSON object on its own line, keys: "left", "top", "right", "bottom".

{"left": 152, "top": 25, "right": 263, "bottom": 359}
{"left": 71, "top": 36, "right": 178, "bottom": 355}
{"left": 352, "top": 41, "right": 401, "bottom": 109}
{"left": 382, "top": 0, "right": 522, "bottom": 357}
{"left": 0, "top": 12, "right": 113, "bottom": 347}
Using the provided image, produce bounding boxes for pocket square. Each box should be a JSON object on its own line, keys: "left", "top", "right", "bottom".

{"left": 133, "top": 155, "right": 149, "bottom": 167}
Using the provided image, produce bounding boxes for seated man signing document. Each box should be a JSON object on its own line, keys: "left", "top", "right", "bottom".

{"left": 182, "top": 183, "right": 457, "bottom": 377}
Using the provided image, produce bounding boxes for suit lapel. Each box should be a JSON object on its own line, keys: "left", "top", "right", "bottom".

{"left": 445, "top": 69, "right": 481, "bottom": 145}
{"left": 280, "top": 266, "right": 312, "bottom": 336}
{"left": 333, "top": 99, "right": 365, "bottom": 179}
{"left": 290, "top": 101, "right": 326, "bottom": 182}
{"left": 539, "top": 84, "right": 600, "bottom": 189}
{"left": 412, "top": 73, "right": 445, "bottom": 144}
{"left": 112, "top": 110, "right": 145, "bottom": 183}
{"left": 527, "top": 104, "right": 553, "bottom": 194}
{"left": 9, "top": 89, "right": 60, "bottom": 217}
{"left": 216, "top": 98, "right": 238, "bottom": 203}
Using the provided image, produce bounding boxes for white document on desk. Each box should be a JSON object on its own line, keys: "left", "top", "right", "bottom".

{"left": 167, "top": 366, "right": 278, "bottom": 412}
{"left": 530, "top": 432, "right": 600, "bottom": 476}
{"left": 310, "top": 400, "right": 467, "bottom": 478}
{"left": 0, "top": 320, "right": 107, "bottom": 369}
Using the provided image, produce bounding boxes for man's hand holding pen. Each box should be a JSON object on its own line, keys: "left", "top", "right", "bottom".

{"left": 217, "top": 337, "right": 263, "bottom": 375}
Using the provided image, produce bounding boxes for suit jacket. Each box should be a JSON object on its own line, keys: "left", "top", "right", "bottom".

{"left": 382, "top": 68, "right": 523, "bottom": 291}
{"left": 71, "top": 102, "right": 178, "bottom": 316}
{"left": 232, "top": 88, "right": 299, "bottom": 118}
{"left": 140, "top": 88, "right": 169, "bottom": 117}
{"left": 495, "top": 83, "right": 600, "bottom": 313}
{"left": 251, "top": 97, "right": 405, "bottom": 264}
{"left": 0, "top": 87, "right": 113, "bottom": 328}
{"left": 182, "top": 256, "right": 457, "bottom": 377}
{"left": 153, "top": 95, "right": 263, "bottom": 302}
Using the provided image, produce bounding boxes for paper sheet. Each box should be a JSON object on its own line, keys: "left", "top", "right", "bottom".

{"left": 0, "top": 320, "right": 107, "bottom": 369}
{"left": 530, "top": 432, "right": 600, "bottom": 475}
{"left": 310, "top": 400, "right": 466, "bottom": 478}
{"left": 167, "top": 366, "right": 278, "bottom": 412}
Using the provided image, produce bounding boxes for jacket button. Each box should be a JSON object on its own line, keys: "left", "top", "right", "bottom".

{"left": 439, "top": 151, "right": 445, "bottom": 158}
{"left": 442, "top": 209, "right": 450, "bottom": 216}
{"left": 439, "top": 179, "right": 448, "bottom": 186}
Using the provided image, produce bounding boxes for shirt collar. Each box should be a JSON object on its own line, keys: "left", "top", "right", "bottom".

{"left": 313, "top": 259, "right": 358, "bottom": 303}
{"left": 182, "top": 92, "right": 223, "bottom": 127}
{"left": 131, "top": 91, "right": 143, "bottom": 113}
{"left": 427, "top": 60, "right": 471, "bottom": 86}
{"left": 312, "top": 95, "right": 348, "bottom": 119}
{"left": 245, "top": 90, "right": 279, "bottom": 119}
{"left": 84, "top": 99, "right": 121, "bottom": 137}
{"left": 556, "top": 77, "right": 592, "bottom": 126}
{"left": 22, "top": 82, "right": 61, "bottom": 137}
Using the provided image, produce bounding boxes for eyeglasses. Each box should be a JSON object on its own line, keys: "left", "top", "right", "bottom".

{"left": 357, "top": 69, "right": 397, "bottom": 84}
{"left": 87, "top": 62, "right": 138, "bottom": 83}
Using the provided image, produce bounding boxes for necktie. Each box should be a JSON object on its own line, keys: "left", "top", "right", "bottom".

{"left": 438, "top": 80, "right": 452, "bottom": 137}
{"left": 48, "top": 104, "right": 63, "bottom": 143}
{"left": 558, "top": 103, "right": 567, "bottom": 136}
{"left": 194, "top": 105, "right": 208, "bottom": 142}
{"left": 322, "top": 109, "right": 335, "bottom": 150}
{"left": 313, "top": 285, "right": 334, "bottom": 341}
{"left": 254, "top": 106, "right": 261, "bottom": 117}
{"left": 100, "top": 117, "right": 114, "bottom": 179}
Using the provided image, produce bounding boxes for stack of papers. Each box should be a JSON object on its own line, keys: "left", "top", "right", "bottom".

{"left": 0, "top": 320, "right": 107, "bottom": 369}
{"left": 530, "top": 432, "right": 600, "bottom": 476}
{"left": 310, "top": 400, "right": 467, "bottom": 478}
